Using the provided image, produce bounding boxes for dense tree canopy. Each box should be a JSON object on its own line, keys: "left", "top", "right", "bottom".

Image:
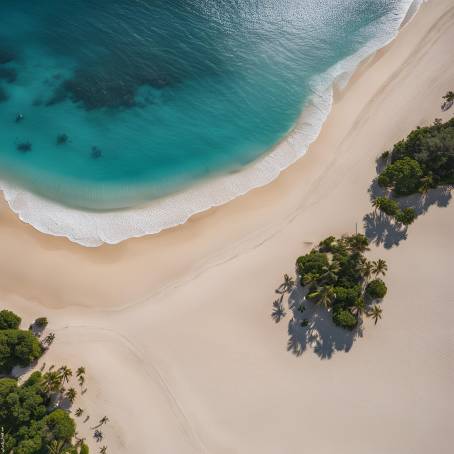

{"left": 0, "top": 329, "right": 43, "bottom": 373}
{"left": 0, "top": 309, "right": 86, "bottom": 453}
{"left": 0, "top": 373, "right": 78, "bottom": 453}
{"left": 0, "top": 309, "right": 22, "bottom": 330}
{"left": 379, "top": 117, "right": 454, "bottom": 194}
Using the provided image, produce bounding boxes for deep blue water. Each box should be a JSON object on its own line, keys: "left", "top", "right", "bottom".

{"left": 0, "top": 0, "right": 407, "bottom": 209}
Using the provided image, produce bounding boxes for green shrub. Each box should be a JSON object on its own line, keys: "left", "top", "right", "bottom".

{"left": 296, "top": 251, "right": 328, "bottom": 283}
{"left": 380, "top": 150, "right": 390, "bottom": 161}
{"left": 333, "top": 286, "right": 361, "bottom": 307}
{"left": 80, "top": 442, "right": 90, "bottom": 454}
{"left": 366, "top": 279, "right": 388, "bottom": 299}
{"left": 318, "top": 236, "right": 336, "bottom": 253}
{"left": 332, "top": 307, "right": 357, "bottom": 330}
{"left": 378, "top": 157, "right": 423, "bottom": 195}
{"left": 34, "top": 317, "right": 48, "bottom": 329}
{"left": 0, "top": 310, "right": 21, "bottom": 330}
{"left": 395, "top": 207, "right": 417, "bottom": 225}
{"left": 374, "top": 196, "right": 400, "bottom": 216}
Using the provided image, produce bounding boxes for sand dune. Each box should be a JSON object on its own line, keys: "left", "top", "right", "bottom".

{"left": 1, "top": 0, "right": 454, "bottom": 452}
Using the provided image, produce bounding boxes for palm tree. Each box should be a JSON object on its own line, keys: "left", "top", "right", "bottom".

{"left": 76, "top": 366, "right": 86, "bottom": 378}
{"left": 372, "top": 197, "right": 383, "bottom": 213}
{"left": 59, "top": 366, "right": 73, "bottom": 384}
{"left": 302, "top": 272, "right": 319, "bottom": 287}
{"left": 346, "top": 234, "right": 370, "bottom": 254}
{"left": 65, "top": 387, "right": 77, "bottom": 404}
{"left": 308, "top": 286, "right": 335, "bottom": 309}
{"left": 361, "top": 260, "right": 373, "bottom": 283}
{"left": 43, "top": 332, "right": 56, "bottom": 346}
{"left": 442, "top": 90, "right": 454, "bottom": 103}
{"left": 48, "top": 440, "right": 68, "bottom": 454}
{"left": 371, "top": 259, "right": 387, "bottom": 278}
{"left": 99, "top": 416, "right": 109, "bottom": 426}
{"left": 78, "top": 375, "right": 85, "bottom": 388}
{"left": 42, "top": 371, "right": 63, "bottom": 394}
{"left": 75, "top": 408, "right": 84, "bottom": 417}
{"left": 368, "top": 305, "right": 383, "bottom": 325}
{"left": 320, "top": 261, "right": 340, "bottom": 284}
{"left": 351, "top": 298, "right": 366, "bottom": 319}
{"left": 100, "top": 447, "right": 108, "bottom": 454}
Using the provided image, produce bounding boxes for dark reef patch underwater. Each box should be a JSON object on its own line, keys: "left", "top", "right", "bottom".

{"left": 0, "top": 0, "right": 409, "bottom": 209}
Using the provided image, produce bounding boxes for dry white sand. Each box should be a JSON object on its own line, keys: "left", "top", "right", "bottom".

{"left": 1, "top": 0, "right": 454, "bottom": 452}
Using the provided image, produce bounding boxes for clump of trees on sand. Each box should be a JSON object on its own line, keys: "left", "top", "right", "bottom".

{"left": 295, "top": 234, "right": 388, "bottom": 330}
{"left": 373, "top": 116, "right": 454, "bottom": 225}
{"left": 0, "top": 309, "right": 110, "bottom": 453}
{"left": 273, "top": 234, "right": 388, "bottom": 333}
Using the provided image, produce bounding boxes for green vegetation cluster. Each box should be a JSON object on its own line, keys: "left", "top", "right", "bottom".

{"left": 378, "top": 117, "right": 454, "bottom": 194}
{"left": 0, "top": 309, "right": 90, "bottom": 454}
{"left": 373, "top": 117, "right": 454, "bottom": 226}
{"left": 0, "top": 310, "right": 43, "bottom": 374}
{"left": 296, "top": 234, "right": 387, "bottom": 330}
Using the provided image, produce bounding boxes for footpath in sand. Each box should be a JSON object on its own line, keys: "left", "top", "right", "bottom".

{"left": 1, "top": 0, "right": 454, "bottom": 452}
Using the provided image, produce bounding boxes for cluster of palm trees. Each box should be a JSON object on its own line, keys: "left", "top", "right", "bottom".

{"left": 274, "top": 236, "right": 388, "bottom": 327}
{"left": 306, "top": 256, "right": 387, "bottom": 325}
{"left": 42, "top": 365, "right": 85, "bottom": 406}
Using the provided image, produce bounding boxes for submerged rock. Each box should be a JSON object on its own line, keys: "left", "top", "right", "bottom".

{"left": 0, "top": 47, "right": 15, "bottom": 65}
{"left": 0, "top": 86, "right": 7, "bottom": 103}
{"left": 0, "top": 67, "right": 17, "bottom": 83}
{"left": 17, "top": 141, "right": 32, "bottom": 152}
{"left": 15, "top": 113, "right": 24, "bottom": 123}
{"left": 91, "top": 146, "right": 102, "bottom": 159}
{"left": 57, "top": 133, "right": 69, "bottom": 145}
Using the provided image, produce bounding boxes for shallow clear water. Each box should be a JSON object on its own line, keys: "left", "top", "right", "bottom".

{"left": 0, "top": 0, "right": 407, "bottom": 209}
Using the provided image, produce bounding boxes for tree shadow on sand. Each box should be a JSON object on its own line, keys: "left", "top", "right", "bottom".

{"left": 272, "top": 283, "right": 363, "bottom": 359}
{"left": 364, "top": 165, "right": 452, "bottom": 249}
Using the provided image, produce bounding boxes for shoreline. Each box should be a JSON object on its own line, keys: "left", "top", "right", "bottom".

{"left": 1, "top": 0, "right": 453, "bottom": 452}
{"left": 0, "top": 0, "right": 417, "bottom": 247}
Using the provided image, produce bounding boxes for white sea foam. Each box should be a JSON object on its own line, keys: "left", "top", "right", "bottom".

{"left": 0, "top": 0, "right": 421, "bottom": 247}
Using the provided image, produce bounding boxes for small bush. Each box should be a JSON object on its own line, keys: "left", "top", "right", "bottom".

{"left": 34, "top": 317, "right": 48, "bottom": 329}
{"left": 395, "top": 207, "right": 417, "bottom": 225}
{"left": 380, "top": 150, "right": 390, "bottom": 161}
{"left": 80, "top": 443, "right": 90, "bottom": 454}
{"left": 332, "top": 307, "right": 357, "bottom": 330}
{"left": 296, "top": 251, "right": 328, "bottom": 283}
{"left": 0, "top": 310, "right": 21, "bottom": 330}
{"left": 333, "top": 286, "right": 361, "bottom": 307}
{"left": 375, "top": 196, "right": 400, "bottom": 216}
{"left": 366, "top": 279, "right": 387, "bottom": 300}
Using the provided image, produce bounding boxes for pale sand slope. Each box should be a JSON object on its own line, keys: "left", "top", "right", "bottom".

{"left": 2, "top": 0, "right": 454, "bottom": 453}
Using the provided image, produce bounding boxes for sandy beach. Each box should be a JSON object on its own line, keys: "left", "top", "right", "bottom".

{"left": 1, "top": 0, "right": 454, "bottom": 452}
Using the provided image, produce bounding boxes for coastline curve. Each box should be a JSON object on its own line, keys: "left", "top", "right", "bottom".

{"left": 0, "top": 0, "right": 421, "bottom": 247}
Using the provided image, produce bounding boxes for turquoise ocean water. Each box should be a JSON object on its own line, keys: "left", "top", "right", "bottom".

{"left": 0, "top": 0, "right": 411, "bottom": 210}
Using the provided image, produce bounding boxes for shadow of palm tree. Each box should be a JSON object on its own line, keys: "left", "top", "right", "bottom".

{"left": 363, "top": 212, "right": 408, "bottom": 249}
{"left": 281, "top": 284, "right": 362, "bottom": 359}
{"left": 271, "top": 297, "right": 286, "bottom": 323}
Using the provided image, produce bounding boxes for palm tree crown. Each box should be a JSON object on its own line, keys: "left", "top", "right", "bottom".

{"left": 368, "top": 305, "right": 383, "bottom": 324}
{"left": 372, "top": 259, "right": 387, "bottom": 278}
